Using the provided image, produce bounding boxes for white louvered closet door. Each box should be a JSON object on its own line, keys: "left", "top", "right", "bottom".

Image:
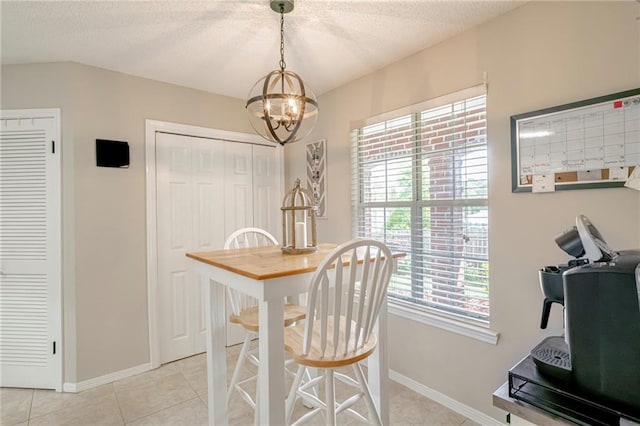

{"left": 0, "top": 110, "right": 61, "bottom": 390}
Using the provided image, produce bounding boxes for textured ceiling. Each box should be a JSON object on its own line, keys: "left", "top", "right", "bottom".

{"left": 1, "top": 1, "right": 526, "bottom": 99}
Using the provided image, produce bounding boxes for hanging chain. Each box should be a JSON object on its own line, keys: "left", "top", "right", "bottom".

{"left": 279, "top": 5, "right": 286, "bottom": 71}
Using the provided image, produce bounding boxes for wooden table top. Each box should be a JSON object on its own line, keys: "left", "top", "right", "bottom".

{"left": 186, "top": 243, "right": 405, "bottom": 281}
{"left": 186, "top": 243, "right": 338, "bottom": 280}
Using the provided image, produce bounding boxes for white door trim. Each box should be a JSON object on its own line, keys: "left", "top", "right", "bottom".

{"left": 145, "top": 120, "right": 280, "bottom": 368}
{"left": 0, "top": 108, "right": 62, "bottom": 391}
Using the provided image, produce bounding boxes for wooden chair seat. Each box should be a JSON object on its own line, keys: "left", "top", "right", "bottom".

{"left": 284, "top": 317, "right": 377, "bottom": 368}
{"left": 230, "top": 303, "right": 306, "bottom": 332}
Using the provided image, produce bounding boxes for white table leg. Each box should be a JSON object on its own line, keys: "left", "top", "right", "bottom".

{"left": 369, "top": 295, "right": 389, "bottom": 425}
{"left": 205, "top": 279, "right": 228, "bottom": 426}
{"left": 258, "top": 297, "right": 286, "bottom": 425}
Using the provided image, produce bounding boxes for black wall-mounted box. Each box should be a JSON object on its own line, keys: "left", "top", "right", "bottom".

{"left": 96, "top": 139, "right": 129, "bottom": 168}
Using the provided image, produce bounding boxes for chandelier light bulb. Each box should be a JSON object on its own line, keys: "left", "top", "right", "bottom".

{"left": 288, "top": 97, "right": 298, "bottom": 114}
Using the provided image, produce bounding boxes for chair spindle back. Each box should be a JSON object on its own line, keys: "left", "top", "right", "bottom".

{"left": 302, "top": 239, "right": 393, "bottom": 359}
{"left": 224, "top": 227, "right": 279, "bottom": 315}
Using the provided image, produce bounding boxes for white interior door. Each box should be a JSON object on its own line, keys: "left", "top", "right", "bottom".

{"left": 156, "top": 132, "right": 225, "bottom": 364}
{"left": 0, "top": 110, "right": 61, "bottom": 389}
{"left": 252, "top": 144, "right": 282, "bottom": 239}
{"left": 155, "top": 130, "right": 283, "bottom": 351}
{"left": 224, "top": 143, "right": 283, "bottom": 346}
{"left": 224, "top": 142, "right": 253, "bottom": 234}
{"left": 223, "top": 143, "right": 255, "bottom": 347}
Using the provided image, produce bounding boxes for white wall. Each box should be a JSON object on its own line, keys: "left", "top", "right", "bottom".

{"left": 286, "top": 1, "right": 640, "bottom": 419}
{"left": 1, "top": 62, "right": 253, "bottom": 383}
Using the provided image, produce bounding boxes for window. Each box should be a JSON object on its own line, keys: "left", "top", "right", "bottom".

{"left": 351, "top": 87, "right": 489, "bottom": 326}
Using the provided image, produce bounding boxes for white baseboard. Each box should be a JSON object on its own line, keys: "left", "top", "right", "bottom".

{"left": 63, "top": 363, "right": 152, "bottom": 393}
{"left": 389, "top": 369, "right": 503, "bottom": 426}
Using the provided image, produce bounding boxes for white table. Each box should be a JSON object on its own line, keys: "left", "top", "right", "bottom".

{"left": 187, "top": 243, "right": 398, "bottom": 425}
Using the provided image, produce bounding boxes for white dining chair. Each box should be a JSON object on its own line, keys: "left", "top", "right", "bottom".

{"left": 224, "top": 227, "right": 306, "bottom": 411}
{"left": 284, "top": 239, "right": 394, "bottom": 426}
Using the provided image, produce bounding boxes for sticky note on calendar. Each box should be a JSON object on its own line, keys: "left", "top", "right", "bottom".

{"left": 609, "top": 167, "right": 628, "bottom": 181}
{"left": 532, "top": 174, "right": 555, "bottom": 193}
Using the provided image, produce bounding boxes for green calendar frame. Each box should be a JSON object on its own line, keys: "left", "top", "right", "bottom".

{"left": 511, "top": 88, "right": 640, "bottom": 193}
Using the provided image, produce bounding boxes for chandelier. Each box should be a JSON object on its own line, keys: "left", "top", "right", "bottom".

{"left": 246, "top": 0, "right": 318, "bottom": 146}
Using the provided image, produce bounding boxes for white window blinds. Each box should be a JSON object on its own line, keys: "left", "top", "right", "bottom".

{"left": 351, "top": 86, "right": 489, "bottom": 324}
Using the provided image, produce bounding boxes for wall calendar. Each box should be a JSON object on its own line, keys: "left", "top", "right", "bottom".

{"left": 511, "top": 88, "right": 639, "bottom": 192}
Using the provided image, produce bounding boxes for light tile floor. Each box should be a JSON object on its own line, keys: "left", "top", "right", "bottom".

{"left": 1, "top": 344, "right": 479, "bottom": 425}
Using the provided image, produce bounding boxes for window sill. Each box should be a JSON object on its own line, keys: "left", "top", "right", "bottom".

{"left": 388, "top": 301, "right": 500, "bottom": 345}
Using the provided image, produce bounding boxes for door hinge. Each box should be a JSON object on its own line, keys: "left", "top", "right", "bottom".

{"left": 52, "top": 140, "right": 55, "bottom": 154}
{"left": 53, "top": 341, "right": 56, "bottom": 354}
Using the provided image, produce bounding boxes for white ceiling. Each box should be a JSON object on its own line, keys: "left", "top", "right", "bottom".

{"left": 1, "top": 1, "right": 526, "bottom": 100}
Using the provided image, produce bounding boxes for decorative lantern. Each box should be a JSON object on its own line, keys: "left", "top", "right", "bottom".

{"left": 281, "top": 178, "right": 318, "bottom": 254}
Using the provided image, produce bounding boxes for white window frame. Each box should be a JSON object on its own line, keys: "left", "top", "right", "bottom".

{"left": 351, "top": 85, "right": 498, "bottom": 344}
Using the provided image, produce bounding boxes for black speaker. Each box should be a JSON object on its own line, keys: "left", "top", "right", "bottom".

{"left": 96, "top": 139, "right": 129, "bottom": 168}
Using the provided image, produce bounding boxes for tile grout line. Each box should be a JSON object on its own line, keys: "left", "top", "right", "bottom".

{"left": 122, "top": 396, "right": 204, "bottom": 425}
{"left": 114, "top": 366, "right": 201, "bottom": 425}
{"left": 111, "top": 382, "right": 127, "bottom": 426}
{"left": 178, "top": 359, "right": 211, "bottom": 415}
{"left": 112, "top": 355, "right": 206, "bottom": 424}
{"left": 26, "top": 388, "right": 34, "bottom": 426}
{"left": 26, "top": 388, "right": 121, "bottom": 425}
{"left": 25, "top": 390, "right": 52, "bottom": 424}
{"left": 176, "top": 360, "right": 208, "bottom": 411}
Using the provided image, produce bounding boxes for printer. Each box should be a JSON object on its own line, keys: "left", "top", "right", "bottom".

{"left": 508, "top": 215, "right": 640, "bottom": 425}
